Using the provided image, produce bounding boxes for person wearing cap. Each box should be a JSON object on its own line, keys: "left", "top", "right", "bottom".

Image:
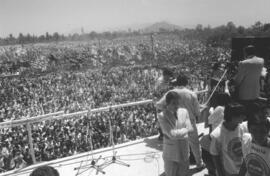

{"left": 234, "top": 45, "right": 265, "bottom": 105}
{"left": 210, "top": 102, "right": 248, "bottom": 176}
{"left": 156, "top": 74, "right": 205, "bottom": 170}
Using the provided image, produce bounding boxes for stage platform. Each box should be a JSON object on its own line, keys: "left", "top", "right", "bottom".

{"left": 1, "top": 123, "right": 209, "bottom": 176}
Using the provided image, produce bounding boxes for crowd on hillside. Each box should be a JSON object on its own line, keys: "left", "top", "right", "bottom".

{"left": 0, "top": 36, "right": 231, "bottom": 172}
{"left": 0, "top": 35, "right": 230, "bottom": 75}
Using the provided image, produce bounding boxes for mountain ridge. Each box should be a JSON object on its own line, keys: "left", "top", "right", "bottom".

{"left": 68, "top": 21, "right": 183, "bottom": 34}
{"left": 140, "top": 21, "right": 183, "bottom": 33}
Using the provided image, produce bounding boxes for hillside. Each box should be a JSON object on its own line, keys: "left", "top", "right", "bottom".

{"left": 141, "top": 21, "right": 182, "bottom": 33}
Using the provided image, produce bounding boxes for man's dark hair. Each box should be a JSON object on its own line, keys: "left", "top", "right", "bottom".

{"left": 248, "top": 117, "right": 270, "bottom": 132}
{"left": 212, "top": 62, "right": 220, "bottom": 71}
{"left": 244, "top": 45, "right": 256, "bottom": 57}
{"left": 224, "top": 102, "right": 246, "bottom": 122}
{"left": 173, "top": 74, "right": 188, "bottom": 86}
{"left": 165, "top": 91, "right": 179, "bottom": 105}
{"left": 162, "top": 68, "right": 173, "bottom": 77}
{"left": 246, "top": 100, "right": 268, "bottom": 121}
{"left": 30, "top": 165, "right": 59, "bottom": 176}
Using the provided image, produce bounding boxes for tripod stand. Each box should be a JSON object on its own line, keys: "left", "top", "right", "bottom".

{"left": 99, "top": 115, "right": 130, "bottom": 169}
{"left": 74, "top": 111, "right": 105, "bottom": 175}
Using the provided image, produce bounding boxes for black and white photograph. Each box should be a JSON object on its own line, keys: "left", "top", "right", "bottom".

{"left": 0, "top": 0, "right": 270, "bottom": 176}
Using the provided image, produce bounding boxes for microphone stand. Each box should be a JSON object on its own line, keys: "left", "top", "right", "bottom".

{"left": 99, "top": 110, "right": 130, "bottom": 169}
{"left": 74, "top": 110, "right": 105, "bottom": 175}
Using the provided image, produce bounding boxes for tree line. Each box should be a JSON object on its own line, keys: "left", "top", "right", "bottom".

{"left": 181, "top": 21, "right": 270, "bottom": 48}
{"left": 0, "top": 30, "right": 142, "bottom": 46}
{"left": 1, "top": 21, "right": 270, "bottom": 47}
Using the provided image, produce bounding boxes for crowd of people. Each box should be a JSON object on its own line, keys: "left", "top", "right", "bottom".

{"left": 0, "top": 35, "right": 231, "bottom": 173}
{"left": 0, "top": 35, "right": 230, "bottom": 75}
{"left": 0, "top": 104, "right": 158, "bottom": 171}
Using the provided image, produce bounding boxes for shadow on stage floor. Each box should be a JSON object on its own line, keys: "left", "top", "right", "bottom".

{"left": 143, "top": 137, "right": 163, "bottom": 151}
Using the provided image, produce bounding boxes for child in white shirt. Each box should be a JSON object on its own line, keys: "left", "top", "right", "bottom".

{"left": 210, "top": 102, "right": 248, "bottom": 176}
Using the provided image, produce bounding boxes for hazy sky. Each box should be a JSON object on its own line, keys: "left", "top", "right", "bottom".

{"left": 1, "top": 0, "right": 270, "bottom": 37}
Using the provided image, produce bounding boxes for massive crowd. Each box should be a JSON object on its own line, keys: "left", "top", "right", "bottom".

{"left": 0, "top": 35, "right": 231, "bottom": 172}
